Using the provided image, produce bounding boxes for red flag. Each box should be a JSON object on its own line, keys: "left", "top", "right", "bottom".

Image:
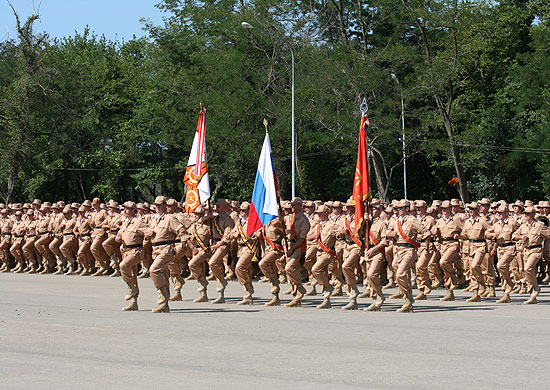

{"left": 352, "top": 115, "right": 371, "bottom": 238}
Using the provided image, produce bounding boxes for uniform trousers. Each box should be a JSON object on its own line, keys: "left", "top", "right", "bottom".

{"left": 439, "top": 243, "right": 462, "bottom": 288}
{"left": 467, "top": 243, "right": 487, "bottom": 291}
{"left": 342, "top": 244, "right": 362, "bottom": 286}
{"left": 120, "top": 247, "right": 143, "bottom": 290}
{"left": 523, "top": 248, "right": 542, "bottom": 292}
{"left": 259, "top": 248, "right": 284, "bottom": 283}
{"left": 312, "top": 251, "right": 333, "bottom": 290}
{"left": 394, "top": 247, "right": 418, "bottom": 295}
{"left": 235, "top": 246, "right": 255, "bottom": 286}
{"left": 150, "top": 244, "right": 175, "bottom": 289}
{"left": 367, "top": 252, "right": 386, "bottom": 296}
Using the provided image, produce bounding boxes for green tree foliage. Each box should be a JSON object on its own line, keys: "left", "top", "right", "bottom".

{"left": 0, "top": 0, "right": 549, "bottom": 203}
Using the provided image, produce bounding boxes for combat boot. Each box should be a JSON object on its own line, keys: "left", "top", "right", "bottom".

{"left": 152, "top": 286, "right": 170, "bottom": 313}
{"left": 383, "top": 277, "right": 395, "bottom": 289}
{"left": 125, "top": 282, "right": 139, "bottom": 301}
{"left": 305, "top": 283, "right": 317, "bottom": 296}
{"left": 486, "top": 286, "right": 496, "bottom": 298}
{"left": 496, "top": 293, "right": 511, "bottom": 303}
{"left": 238, "top": 284, "right": 254, "bottom": 305}
{"left": 265, "top": 282, "right": 281, "bottom": 306}
{"left": 518, "top": 283, "right": 527, "bottom": 294}
{"left": 511, "top": 283, "right": 521, "bottom": 294}
{"left": 193, "top": 277, "right": 209, "bottom": 303}
{"left": 316, "top": 296, "right": 331, "bottom": 309}
{"left": 440, "top": 289, "right": 455, "bottom": 301}
{"left": 138, "top": 268, "right": 149, "bottom": 279}
{"left": 397, "top": 292, "right": 414, "bottom": 313}
{"left": 170, "top": 275, "right": 185, "bottom": 301}
{"left": 358, "top": 289, "right": 370, "bottom": 298}
{"left": 389, "top": 291, "right": 403, "bottom": 299}
{"left": 169, "top": 289, "right": 183, "bottom": 301}
{"left": 523, "top": 285, "right": 540, "bottom": 305}
{"left": 110, "top": 269, "right": 121, "bottom": 277}
{"left": 342, "top": 285, "right": 359, "bottom": 310}
{"left": 466, "top": 290, "right": 481, "bottom": 302}
{"left": 284, "top": 284, "right": 305, "bottom": 307}
{"left": 123, "top": 297, "right": 138, "bottom": 311}
{"left": 53, "top": 266, "right": 64, "bottom": 275}
{"left": 92, "top": 267, "right": 105, "bottom": 277}
{"left": 414, "top": 292, "right": 427, "bottom": 300}
{"left": 212, "top": 279, "right": 228, "bottom": 304}
{"left": 542, "top": 273, "right": 550, "bottom": 284}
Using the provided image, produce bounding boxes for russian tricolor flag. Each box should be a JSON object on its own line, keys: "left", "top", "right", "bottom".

{"left": 247, "top": 133, "right": 279, "bottom": 236}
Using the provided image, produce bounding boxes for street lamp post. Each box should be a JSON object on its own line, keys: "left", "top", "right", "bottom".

{"left": 391, "top": 73, "right": 407, "bottom": 199}
{"left": 242, "top": 21, "right": 296, "bottom": 198}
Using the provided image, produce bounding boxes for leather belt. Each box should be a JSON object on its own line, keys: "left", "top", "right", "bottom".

{"left": 123, "top": 243, "right": 143, "bottom": 249}
{"left": 174, "top": 239, "right": 181, "bottom": 243}
{"left": 110, "top": 229, "right": 119, "bottom": 233}
{"left": 498, "top": 242, "right": 515, "bottom": 247}
{"left": 64, "top": 233, "right": 74, "bottom": 236}
{"left": 14, "top": 234, "right": 24, "bottom": 238}
{"left": 396, "top": 242, "right": 415, "bottom": 248}
{"left": 94, "top": 227, "right": 103, "bottom": 229}
{"left": 38, "top": 232, "right": 49, "bottom": 235}
{"left": 152, "top": 240, "right": 175, "bottom": 247}
{"left": 469, "top": 239, "right": 485, "bottom": 243}
{"left": 27, "top": 234, "right": 36, "bottom": 238}
{"left": 79, "top": 233, "right": 91, "bottom": 237}
{"left": 1, "top": 233, "right": 11, "bottom": 236}
{"left": 441, "top": 237, "right": 457, "bottom": 242}
{"left": 527, "top": 244, "right": 542, "bottom": 250}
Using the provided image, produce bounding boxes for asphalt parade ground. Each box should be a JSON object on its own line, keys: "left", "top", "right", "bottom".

{"left": 1, "top": 273, "right": 549, "bottom": 389}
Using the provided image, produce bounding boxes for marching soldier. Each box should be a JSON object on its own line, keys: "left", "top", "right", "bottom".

{"left": 102, "top": 200, "right": 124, "bottom": 277}
{"left": 59, "top": 206, "right": 78, "bottom": 275}
{"left": 303, "top": 201, "right": 319, "bottom": 296}
{"left": 145, "top": 196, "right": 186, "bottom": 313}
{"left": 22, "top": 209, "right": 39, "bottom": 273}
{"left": 258, "top": 215, "right": 286, "bottom": 306}
{"left": 0, "top": 209, "right": 13, "bottom": 272}
{"left": 75, "top": 206, "right": 94, "bottom": 275}
{"left": 233, "top": 201, "right": 260, "bottom": 304}
{"left": 115, "top": 201, "right": 148, "bottom": 311}
{"left": 89, "top": 198, "right": 110, "bottom": 276}
{"left": 188, "top": 205, "right": 212, "bottom": 303}
{"left": 137, "top": 203, "right": 153, "bottom": 278}
{"left": 414, "top": 200, "right": 436, "bottom": 300}
{"left": 284, "top": 197, "right": 310, "bottom": 307}
{"left": 364, "top": 200, "right": 388, "bottom": 311}
{"left": 310, "top": 205, "right": 337, "bottom": 309}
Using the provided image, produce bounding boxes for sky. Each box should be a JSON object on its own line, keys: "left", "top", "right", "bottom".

{"left": 0, "top": 0, "right": 166, "bottom": 43}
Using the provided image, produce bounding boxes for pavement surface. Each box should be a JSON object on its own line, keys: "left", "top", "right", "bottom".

{"left": 1, "top": 272, "right": 549, "bottom": 389}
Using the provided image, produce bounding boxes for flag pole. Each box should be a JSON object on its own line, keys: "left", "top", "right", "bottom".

{"left": 264, "top": 118, "right": 290, "bottom": 254}
{"left": 360, "top": 98, "right": 370, "bottom": 252}
{"left": 201, "top": 105, "right": 214, "bottom": 248}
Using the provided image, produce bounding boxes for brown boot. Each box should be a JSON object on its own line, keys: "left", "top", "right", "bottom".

{"left": 122, "top": 297, "right": 139, "bottom": 311}
{"left": 466, "top": 290, "right": 481, "bottom": 302}
{"left": 342, "top": 285, "right": 359, "bottom": 310}
{"left": 486, "top": 286, "right": 496, "bottom": 298}
{"left": 358, "top": 289, "right": 370, "bottom": 298}
{"left": 440, "top": 290, "right": 455, "bottom": 301}
{"left": 125, "top": 282, "right": 139, "bottom": 301}
{"left": 238, "top": 284, "right": 254, "bottom": 305}
{"left": 284, "top": 284, "right": 305, "bottom": 307}
{"left": 389, "top": 291, "right": 403, "bottom": 299}
{"left": 265, "top": 295, "right": 280, "bottom": 306}
{"left": 496, "top": 293, "right": 511, "bottom": 303}
{"left": 193, "top": 277, "right": 208, "bottom": 303}
{"left": 397, "top": 293, "right": 414, "bottom": 312}
{"left": 330, "top": 285, "right": 343, "bottom": 297}
{"left": 523, "top": 285, "right": 540, "bottom": 305}
{"left": 518, "top": 283, "right": 527, "bottom": 294}
{"left": 316, "top": 296, "right": 331, "bottom": 309}
{"left": 152, "top": 287, "right": 170, "bottom": 313}
{"left": 305, "top": 284, "right": 317, "bottom": 296}
{"left": 169, "top": 289, "right": 183, "bottom": 301}
{"left": 414, "top": 292, "right": 427, "bottom": 300}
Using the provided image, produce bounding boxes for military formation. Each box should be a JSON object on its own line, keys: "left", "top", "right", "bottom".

{"left": 1, "top": 196, "right": 550, "bottom": 313}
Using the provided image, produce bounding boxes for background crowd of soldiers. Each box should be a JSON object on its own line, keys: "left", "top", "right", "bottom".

{"left": 1, "top": 196, "right": 549, "bottom": 313}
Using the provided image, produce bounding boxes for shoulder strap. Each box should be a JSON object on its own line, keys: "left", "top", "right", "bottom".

{"left": 397, "top": 219, "right": 420, "bottom": 248}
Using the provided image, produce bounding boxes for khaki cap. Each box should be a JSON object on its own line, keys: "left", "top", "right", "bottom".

{"left": 0, "top": 209, "right": 6, "bottom": 214}
{"left": 497, "top": 205, "right": 508, "bottom": 213}
{"left": 239, "top": 201, "right": 250, "bottom": 210}
{"left": 154, "top": 196, "right": 167, "bottom": 205}
{"left": 432, "top": 200, "right": 442, "bottom": 207}
{"left": 92, "top": 197, "right": 101, "bottom": 205}
{"left": 371, "top": 199, "right": 383, "bottom": 208}
{"left": 57, "top": 201, "right": 66, "bottom": 207}
{"left": 467, "top": 202, "right": 479, "bottom": 209}
{"left": 78, "top": 206, "right": 86, "bottom": 212}
{"left": 315, "top": 205, "right": 330, "bottom": 214}
{"left": 23, "top": 203, "right": 31, "bottom": 209}
{"left": 325, "top": 201, "right": 334, "bottom": 208}
{"left": 50, "top": 203, "right": 60, "bottom": 209}
{"left": 231, "top": 200, "right": 240, "bottom": 208}
{"left": 345, "top": 199, "right": 355, "bottom": 207}
{"left": 136, "top": 203, "right": 145, "bottom": 210}
{"left": 32, "top": 199, "right": 41, "bottom": 206}
{"left": 290, "top": 197, "right": 303, "bottom": 205}
{"left": 415, "top": 200, "right": 427, "bottom": 208}
{"left": 525, "top": 200, "right": 534, "bottom": 207}
{"left": 214, "top": 198, "right": 228, "bottom": 207}
{"left": 540, "top": 201, "right": 550, "bottom": 208}
{"left": 123, "top": 201, "right": 137, "bottom": 209}
{"left": 524, "top": 206, "right": 536, "bottom": 214}
{"left": 193, "top": 205, "right": 204, "bottom": 214}
{"left": 82, "top": 200, "right": 92, "bottom": 207}
{"left": 15, "top": 211, "right": 22, "bottom": 216}
{"left": 62, "top": 206, "right": 72, "bottom": 214}
{"left": 450, "top": 199, "right": 460, "bottom": 206}
{"left": 384, "top": 206, "right": 393, "bottom": 214}
{"left": 441, "top": 200, "right": 451, "bottom": 208}
{"left": 166, "top": 199, "right": 177, "bottom": 206}
{"left": 314, "top": 200, "right": 323, "bottom": 206}
{"left": 479, "top": 198, "right": 491, "bottom": 205}
{"left": 396, "top": 199, "right": 410, "bottom": 208}
{"left": 513, "top": 200, "right": 524, "bottom": 208}
{"left": 71, "top": 202, "right": 80, "bottom": 209}
{"left": 304, "top": 200, "right": 314, "bottom": 208}
{"left": 107, "top": 200, "right": 119, "bottom": 208}
{"left": 26, "top": 209, "right": 34, "bottom": 216}
{"left": 332, "top": 201, "right": 343, "bottom": 208}
{"left": 39, "top": 205, "right": 48, "bottom": 211}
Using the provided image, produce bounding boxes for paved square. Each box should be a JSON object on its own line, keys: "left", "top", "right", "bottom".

{"left": 1, "top": 273, "right": 548, "bottom": 389}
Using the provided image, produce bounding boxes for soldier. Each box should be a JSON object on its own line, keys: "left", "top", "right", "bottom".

{"left": 115, "top": 201, "right": 148, "bottom": 311}
{"left": 329, "top": 201, "right": 346, "bottom": 297}
{"left": 145, "top": 196, "right": 186, "bottom": 313}
{"left": 207, "top": 199, "right": 235, "bottom": 304}
{"left": 166, "top": 199, "right": 190, "bottom": 302}
{"left": 303, "top": 201, "right": 319, "bottom": 296}
{"left": 258, "top": 214, "right": 286, "bottom": 306}
{"left": 48, "top": 203, "right": 67, "bottom": 275}
{"left": 364, "top": 200, "right": 388, "bottom": 311}
{"left": 310, "top": 205, "right": 337, "bottom": 309}
{"left": 10, "top": 210, "right": 26, "bottom": 273}
{"left": 0, "top": 209, "right": 13, "bottom": 272}
{"left": 74, "top": 206, "right": 94, "bottom": 275}
{"left": 35, "top": 205, "right": 54, "bottom": 274}
{"left": 102, "top": 200, "right": 124, "bottom": 277}
{"left": 383, "top": 206, "right": 396, "bottom": 290}
{"left": 22, "top": 209, "right": 39, "bottom": 273}
{"left": 187, "top": 205, "right": 212, "bottom": 303}
{"left": 59, "top": 206, "right": 78, "bottom": 275}
{"left": 456, "top": 202, "right": 491, "bottom": 302}
{"left": 233, "top": 201, "right": 260, "bottom": 305}
{"left": 479, "top": 198, "right": 497, "bottom": 297}
{"left": 386, "top": 199, "right": 428, "bottom": 312}
{"left": 284, "top": 197, "right": 310, "bottom": 307}
{"left": 137, "top": 203, "right": 153, "bottom": 278}
{"left": 414, "top": 200, "right": 436, "bottom": 300}
{"left": 485, "top": 205, "right": 519, "bottom": 303}
{"left": 431, "top": 200, "right": 464, "bottom": 301}
{"left": 512, "top": 206, "right": 550, "bottom": 304}
{"left": 89, "top": 198, "right": 110, "bottom": 276}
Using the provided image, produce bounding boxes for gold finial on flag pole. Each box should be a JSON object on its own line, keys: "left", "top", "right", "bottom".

{"left": 263, "top": 118, "right": 269, "bottom": 134}
{"left": 360, "top": 97, "right": 368, "bottom": 117}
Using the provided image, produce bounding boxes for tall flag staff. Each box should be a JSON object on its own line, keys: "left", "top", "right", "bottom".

{"left": 353, "top": 97, "right": 371, "bottom": 250}
{"left": 183, "top": 107, "right": 213, "bottom": 244}
{"left": 247, "top": 119, "right": 289, "bottom": 254}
